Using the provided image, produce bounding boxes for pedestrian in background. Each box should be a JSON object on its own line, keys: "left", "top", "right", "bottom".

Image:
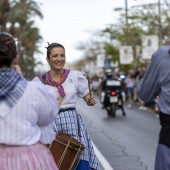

{"left": 0, "top": 32, "right": 59, "bottom": 170}
{"left": 92, "top": 76, "right": 101, "bottom": 97}
{"left": 125, "top": 73, "right": 135, "bottom": 107}
{"left": 137, "top": 46, "right": 170, "bottom": 170}
{"left": 33, "top": 42, "right": 100, "bottom": 170}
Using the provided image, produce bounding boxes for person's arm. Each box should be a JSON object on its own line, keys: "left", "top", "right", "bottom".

{"left": 137, "top": 50, "right": 162, "bottom": 102}
{"left": 12, "top": 54, "right": 23, "bottom": 76}
{"left": 75, "top": 71, "right": 97, "bottom": 106}
{"left": 35, "top": 84, "right": 59, "bottom": 144}
{"left": 12, "top": 64, "right": 23, "bottom": 76}
{"left": 83, "top": 93, "right": 97, "bottom": 106}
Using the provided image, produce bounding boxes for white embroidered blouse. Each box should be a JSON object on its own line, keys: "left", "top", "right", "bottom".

{"left": 0, "top": 81, "right": 59, "bottom": 145}
{"left": 33, "top": 70, "right": 89, "bottom": 109}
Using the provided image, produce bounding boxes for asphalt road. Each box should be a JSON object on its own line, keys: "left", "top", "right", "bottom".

{"left": 76, "top": 97, "right": 160, "bottom": 170}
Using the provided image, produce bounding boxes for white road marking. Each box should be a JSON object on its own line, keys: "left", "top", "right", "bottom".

{"left": 92, "top": 141, "right": 114, "bottom": 170}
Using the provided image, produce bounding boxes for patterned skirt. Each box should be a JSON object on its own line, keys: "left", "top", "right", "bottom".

{"left": 0, "top": 143, "right": 58, "bottom": 170}
{"left": 55, "top": 109, "right": 100, "bottom": 170}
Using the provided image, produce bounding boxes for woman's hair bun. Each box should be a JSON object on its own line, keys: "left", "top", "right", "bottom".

{"left": 0, "top": 32, "right": 17, "bottom": 67}
{"left": 0, "top": 32, "right": 17, "bottom": 59}
{"left": 0, "top": 44, "right": 10, "bottom": 57}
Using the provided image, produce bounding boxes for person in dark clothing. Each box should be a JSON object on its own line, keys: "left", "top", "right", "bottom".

{"left": 137, "top": 46, "right": 170, "bottom": 170}
{"left": 101, "top": 69, "right": 126, "bottom": 116}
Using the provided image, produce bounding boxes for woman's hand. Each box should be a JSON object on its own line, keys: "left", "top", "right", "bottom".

{"left": 84, "top": 94, "right": 97, "bottom": 106}
{"left": 12, "top": 64, "right": 23, "bottom": 76}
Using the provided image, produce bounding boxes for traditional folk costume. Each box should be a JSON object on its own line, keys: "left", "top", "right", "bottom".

{"left": 0, "top": 69, "right": 58, "bottom": 170}
{"left": 137, "top": 46, "right": 170, "bottom": 170}
{"left": 33, "top": 69, "right": 100, "bottom": 170}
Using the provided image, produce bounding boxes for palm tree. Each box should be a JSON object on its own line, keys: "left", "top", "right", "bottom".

{"left": 22, "top": 21, "right": 43, "bottom": 79}
{"left": 7, "top": 0, "right": 43, "bottom": 77}
{"left": 0, "top": 0, "right": 10, "bottom": 31}
{"left": 10, "top": 0, "right": 43, "bottom": 26}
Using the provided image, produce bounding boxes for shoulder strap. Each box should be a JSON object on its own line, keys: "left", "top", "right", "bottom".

{"left": 74, "top": 71, "right": 78, "bottom": 88}
{"left": 73, "top": 71, "right": 81, "bottom": 137}
{"left": 37, "top": 74, "right": 46, "bottom": 84}
{"left": 41, "top": 74, "right": 46, "bottom": 84}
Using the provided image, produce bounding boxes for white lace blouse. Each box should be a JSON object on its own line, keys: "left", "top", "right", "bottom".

{"left": 33, "top": 70, "right": 89, "bottom": 109}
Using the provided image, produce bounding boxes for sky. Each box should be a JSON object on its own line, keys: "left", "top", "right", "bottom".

{"left": 35, "top": 0, "right": 157, "bottom": 70}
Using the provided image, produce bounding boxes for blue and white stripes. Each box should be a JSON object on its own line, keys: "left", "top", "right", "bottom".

{"left": 55, "top": 109, "right": 100, "bottom": 170}
{"left": 0, "top": 69, "right": 27, "bottom": 105}
{"left": 0, "top": 69, "right": 27, "bottom": 117}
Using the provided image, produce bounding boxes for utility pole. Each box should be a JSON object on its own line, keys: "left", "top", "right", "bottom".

{"left": 125, "top": 0, "right": 128, "bottom": 25}
{"left": 114, "top": 0, "right": 128, "bottom": 25}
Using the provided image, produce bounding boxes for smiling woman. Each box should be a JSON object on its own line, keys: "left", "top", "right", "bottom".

{"left": 46, "top": 43, "right": 66, "bottom": 77}
{"left": 32, "top": 42, "right": 100, "bottom": 170}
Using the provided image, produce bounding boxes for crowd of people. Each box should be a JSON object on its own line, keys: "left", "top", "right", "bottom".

{"left": 91, "top": 65, "right": 159, "bottom": 116}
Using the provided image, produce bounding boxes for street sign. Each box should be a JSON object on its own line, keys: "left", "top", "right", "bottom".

{"left": 119, "top": 46, "right": 133, "bottom": 64}
{"left": 97, "top": 54, "right": 105, "bottom": 67}
{"left": 142, "top": 35, "right": 158, "bottom": 59}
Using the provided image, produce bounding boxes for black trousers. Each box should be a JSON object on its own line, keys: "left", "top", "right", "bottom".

{"left": 159, "top": 111, "right": 170, "bottom": 148}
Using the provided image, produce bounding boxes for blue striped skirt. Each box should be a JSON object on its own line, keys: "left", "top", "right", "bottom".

{"left": 76, "top": 160, "right": 96, "bottom": 170}
{"left": 55, "top": 109, "right": 100, "bottom": 169}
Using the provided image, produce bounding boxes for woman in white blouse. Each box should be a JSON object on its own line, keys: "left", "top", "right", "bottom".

{"left": 33, "top": 42, "right": 100, "bottom": 170}
{"left": 0, "top": 32, "right": 59, "bottom": 170}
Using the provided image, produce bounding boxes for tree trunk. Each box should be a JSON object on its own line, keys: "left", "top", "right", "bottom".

{"left": 0, "top": 0, "right": 10, "bottom": 31}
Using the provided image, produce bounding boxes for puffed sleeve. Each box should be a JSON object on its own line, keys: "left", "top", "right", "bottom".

{"left": 32, "top": 76, "right": 41, "bottom": 83}
{"left": 75, "top": 71, "right": 89, "bottom": 98}
{"left": 34, "top": 83, "right": 58, "bottom": 144}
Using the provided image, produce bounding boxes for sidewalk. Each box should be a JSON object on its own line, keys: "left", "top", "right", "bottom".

{"left": 125, "top": 101, "right": 159, "bottom": 118}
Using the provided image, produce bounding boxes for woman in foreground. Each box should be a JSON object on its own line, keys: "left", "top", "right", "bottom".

{"left": 0, "top": 32, "right": 59, "bottom": 170}
{"left": 33, "top": 42, "right": 100, "bottom": 170}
